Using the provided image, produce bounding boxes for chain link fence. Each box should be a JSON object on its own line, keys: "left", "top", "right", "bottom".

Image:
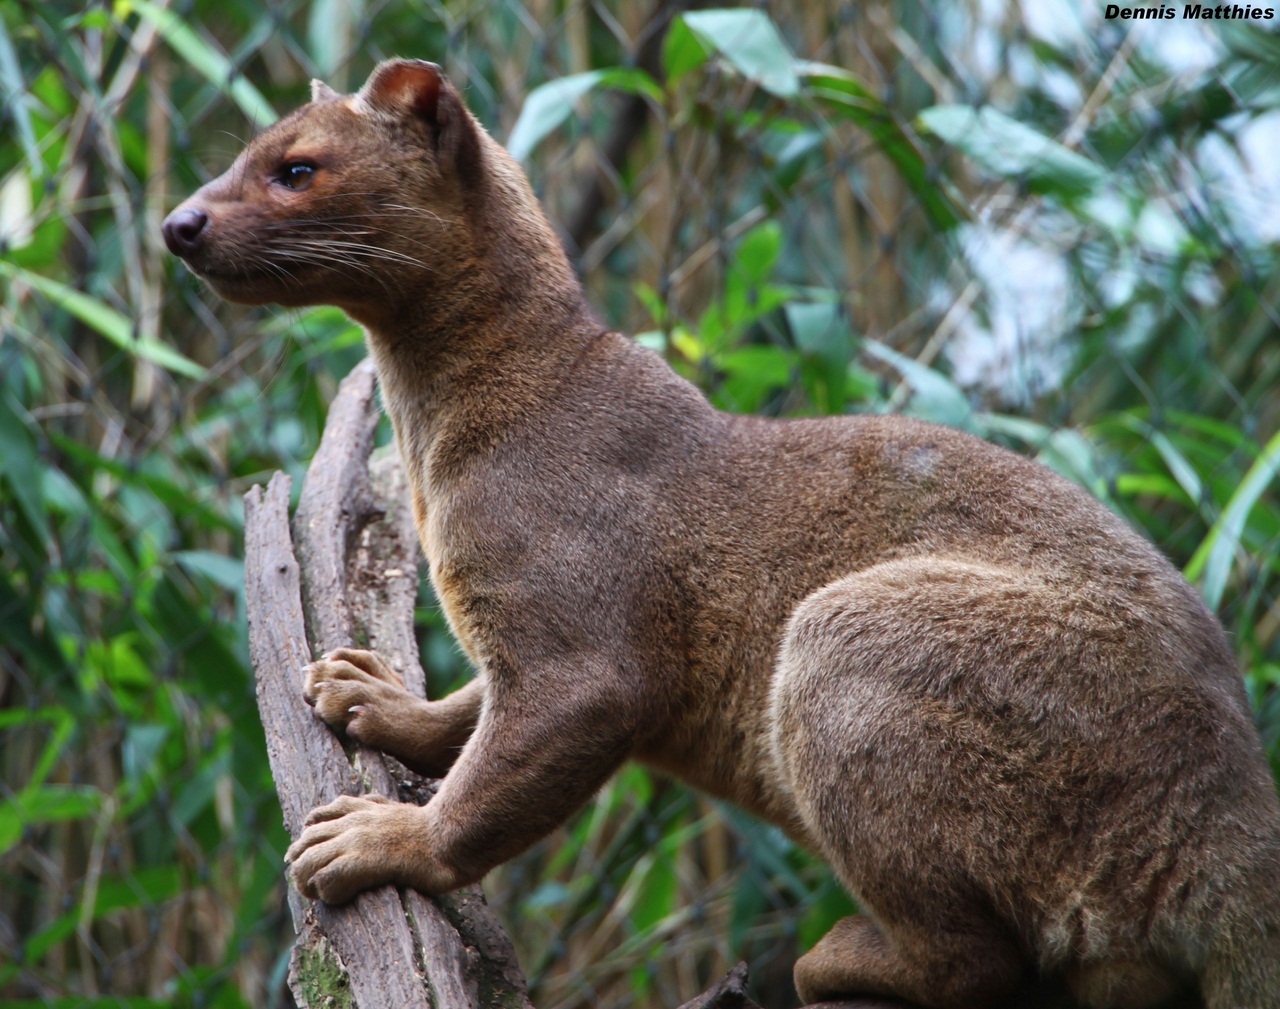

{"left": 2, "top": 1, "right": 1278, "bottom": 1007}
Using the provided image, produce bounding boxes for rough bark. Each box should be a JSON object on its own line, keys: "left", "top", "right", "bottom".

{"left": 244, "top": 359, "right": 913, "bottom": 1009}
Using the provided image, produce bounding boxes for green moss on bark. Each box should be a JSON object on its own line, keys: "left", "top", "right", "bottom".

{"left": 295, "top": 939, "right": 356, "bottom": 1009}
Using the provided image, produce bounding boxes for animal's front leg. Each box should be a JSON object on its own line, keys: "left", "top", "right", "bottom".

{"left": 304, "top": 647, "right": 485, "bottom": 777}
{"left": 285, "top": 793, "right": 456, "bottom": 903}
{"left": 287, "top": 658, "right": 635, "bottom": 903}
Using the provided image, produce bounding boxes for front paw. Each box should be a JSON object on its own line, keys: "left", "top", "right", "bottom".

{"left": 285, "top": 794, "right": 456, "bottom": 904}
{"left": 303, "top": 648, "right": 412, "bottom": 743}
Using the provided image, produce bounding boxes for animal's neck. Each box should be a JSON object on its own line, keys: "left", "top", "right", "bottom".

{"left": 347, "top": 128, "right": 601, "bottom": 483}
{"left": 358, "top": 225, "right": 598, "bottom": 486}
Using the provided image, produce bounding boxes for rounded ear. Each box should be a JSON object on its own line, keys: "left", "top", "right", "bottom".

{"left": 356, "top": 59, "right": 447, "bottom": 124}
{"left": 353, "top": 59, "right": 481, "bottom": 182}
{"left": 310, "top": 79, "right": 341, "bottom": 103}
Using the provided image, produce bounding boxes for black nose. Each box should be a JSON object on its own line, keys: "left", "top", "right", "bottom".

{"left": 162, "top": 206, "right": 209, "bottom": 258}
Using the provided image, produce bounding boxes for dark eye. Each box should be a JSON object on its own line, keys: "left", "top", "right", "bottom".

{"left": 277, "top": 162, "right": 315, "bottom": 190}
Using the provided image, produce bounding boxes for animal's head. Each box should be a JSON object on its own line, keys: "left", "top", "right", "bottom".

{"left": 162, "top": 59, "right": 557, "bottom": 319}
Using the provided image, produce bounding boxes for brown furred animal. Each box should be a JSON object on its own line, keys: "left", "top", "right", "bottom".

{"left": 162, "top": 59, "right": 1280, "bottom": 1009}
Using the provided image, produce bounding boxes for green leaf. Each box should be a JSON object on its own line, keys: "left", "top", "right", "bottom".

{"left": 0, "top": 708, "right": 69, "bottom": 731}
{"left": 26, "top": 710, "right": 75, "bottom": 794}
{"left": 1185, "top": 428, "right": 1280, "bottom": 610}
{"left": 0, "top": 393, "right": 50, "bottom": 540}
{"left": 797, "top": 874, "right": 857, "bottom": 949}
{"left": 0, "top": 786, "right": 104, "bottom": 857}
{"left": 0, "top": 262, "right": 206, "bottom": 379}
{"left": 88, "top": 635, "right": 154, "bottom": 694}
{"left": 919, "top": 104, "right": 1106, "bottom": 198}
{"left": 4, "top": 866, "right": 183, "bottom": 985}
{"left": 662, "top": 17, "right": 712, "bottom": 86}
{"left": 1111, "top": 415, "right": 1205, "bottom": 504}
{"left": 174, "top": 550, "right": 245, "bottom": 592}
{"left": 1114, "top": 472, "right": 1187, "bottom": 502}
{"left": 863, "top": 340, "right": 971, "bottom": 427}
{"left": 48, "top": 432, "right": 238, "bottom": 533}
{"left": 507, "top": 71, "right": 604, "bottom": 162}
{"left": 307, "top": 0, "right": 357, "bottom": 79}
{"left": 1163, "top": 411, "right": 1248, "bottom": 449}
{"left": 120, "top": 0, "right": 277, "bottom": 127}
{"left": 788, "top": 301, "right": 852, "bottom": 413}
{"left": 681, "top": 9, "right": 799, "bottom": 98}
{"left": 0, "top": 578, "right": 69, "bottom": 680}
{"left": 787, "top": 301, "right": 847, "bottom": 360}
{"left": 524, "top": 880, "right": 571, "bottom": 911}
{"left": 771, "top": 128, "right": 825, "bottom": 193}
{"left": 716, "top": 345, "right": 796, "bottom": 412}
{"left": 41, "top": 468, "right": 89, "bottom": 518}
{"left": 0, "top": 819, "right": 19, "bottom": 862}
{"left": 1147, "top": 430, "right": 1205, "bottom": 505}
{"left": 630, "top": 848, "right": 677, "bottom": 934}
{"left": 123, "top": 725, "right": 170, "bottom": 789}
{"left": 801, "top": 64, "right": 962, "bottom": 230}
{"left": 173, "top": 761, "right": 223, "bottom": 827}
{"left": 732, "top": 220, "right": 782, "bottom": 286}
{"left": 507, "top": 68, "right": 661, "bottom": 162}
{"left": 0, "top": 20, "right": 41, "bottom": 177}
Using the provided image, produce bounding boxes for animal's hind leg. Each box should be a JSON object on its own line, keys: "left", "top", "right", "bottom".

{"left": 794, "top": 913, "right": 1023, "bottom": 1008}
{"left": 772, "top": 558, "right": 1068, "bottom": 1007}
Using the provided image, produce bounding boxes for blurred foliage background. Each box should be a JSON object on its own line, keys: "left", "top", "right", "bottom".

{"left": 2, "top": 0, "right": 1279, "bottom": 1007}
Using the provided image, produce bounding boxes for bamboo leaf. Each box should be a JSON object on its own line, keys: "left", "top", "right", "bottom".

{"left": 507, "top": 68, "right": 661, "bottom": 162}
{"left": 8, "top": 866, "right": 183, "bottom": 979}
{"left": 0, "top": 786, "right": 104, "bottom": 857}
{"left": 863, "top": 340, "right": 971, "bottom": 427}
{"left": 0, "top": 262, "right": 206, "bottom": 379}
{"left": 681, "top": 9, "right": 799, "bottom": 98}
{"left": 662, "top": 17, "right": 712, "bottom": 86}
{"left": 1185, "top": 428, "right": 1280, "bottom": 610}
{"left": 919, "top": 104, "right": 1106, "bottom": 198}
{"left": 174, "top": 550, "right": 245, "bottom": 592}
{"left": 120, "top": 0, "right": 277, "bottom": 126}
{"left": 0, "top": 392, "right": 49, "bottom": 540}
{"left": 0, "top": 999, "right": 169, "bottom": 1008}
{"left": 801, "top": 64, "right": 963, "bottom": 230}
{"left": 307, "top": 0, "right": 357, "bottom": 79}
{"left": 0, "top": 19, "right": 41, "bottom": 177}
{"left": 1114, "top": 416, "right": 1205, "bottom": 504}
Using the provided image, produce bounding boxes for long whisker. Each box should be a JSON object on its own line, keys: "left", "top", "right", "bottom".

{"left": 267, "top": 246, "right": 394, "bottom": 295}
{"left": 255, "top": 217, "right": 444, "bottom": 258}
{"left": 274, "top": 237, "right": 437, "bottom": 274}
{"left": 273, "top": 246, "right": 383, "bottom": 276}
